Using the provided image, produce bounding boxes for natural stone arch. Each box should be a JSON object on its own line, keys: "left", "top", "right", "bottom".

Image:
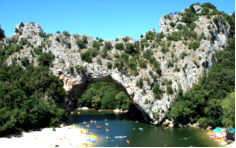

{"left": 57, "top": 68, "right": 152, "bottom": 123}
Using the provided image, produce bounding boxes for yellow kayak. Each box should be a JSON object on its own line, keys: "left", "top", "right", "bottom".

{"left": 86, "top": 125, "right": 90, "bottom": 127}
{"left": 105, "top": 119, "right": 107, "bottom": 121}
{"left": 94, "top": 120, "right": 96, "bottom": 123}
{"left": 105, "top": 123, "right": 109, "bottom": 126}
{"left": 87, "top": 135, "right": 97, "bottom": 140}
{"left": 77, "top": 112, "right": 80, "bottom": 114}
{"left": 215, "top": 139, "right": 223, "bottom": 142}
{"left": 90, "top": 120, "right": 93, "bottom": 123}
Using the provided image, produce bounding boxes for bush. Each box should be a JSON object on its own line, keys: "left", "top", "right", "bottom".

{"left": 193, "top": 60, "right": 200, "bottom": 68}
{"left": 201, "top": 2, "right": 216, "bottom": 10}
{"left": 169, "top": 22, "right": 176, "bottom": 27}
{"left": 76, "top": 36, "right": 88, "bottom": 49}
{"left": 145, "top": 31, "right": 155, "bottom": 40}
{"left": 121, "top": 53, "right": 129, "bottom": 62}
{"left": 20, "top": 38, "right": 28, "bottom": 45}
{"left": 21, "top": 57, "right": 30, "bottom": 67}
{"left": 143, "top": 49, "right": 153, "bottom": 59}
{"left": 93, "top": 40, "right": 100, "bottom": 50}
{"left": 80, "top": 51, "right": 92, "bottom": 62}
{"left": 180, "top": 51, "right": 188, "bottom": 59}
{"left": 176, "top": 24, "right": 183, "bottom": 30}
{"left": 88, "top": 48, "right": 98, "bottom": 57}
{"left": 125, "top": 43, "right": 135, "bottom": 54}
{"left": 189, "top": 41, "right": 200, "bottom": 50}
{"left": 153, "top": 85, "right": 163, "bottom": 99}
{"left": 75, "top": 65, "right": 86, "bottom": 73}
{"left": 114, "top": 52, "right": 120, "bottom": 58}
{"left": 104, "top": 41, "right": 112, "bottom": 50}
{"left": 62, "top": 31, "right": 70, "bottom": 37}
{"left": 167, "top": 60, "right": 174, "bottom": 68}
{"left": 122, "top": 36, "right": 130, "bottom": 42}
{"left": 37, "top": 51, "right": 55, "bottom": 66}
{"left": 115, "top": 43, "right": 124, "bottom": 50}
{"left": 161, "top": 46, "right": 169, "bottom": 54}
{"left": 139, "top": 60, "right": 147, "bottom": 68}
{"left": 97, "top": 58, "right": 102, "bottom": 65}
{"left": 100, "top": 48, "right": 107, "bottom": 58}
{"left": 136, "top": 77, "right": 143, "bottom": 88}
{"left": 107, "top": 62, "right": 112, "bottom": 69}
{"left": 70, "top": 67, "right": 74, "bottom": 74}
{"left": 167, "top": 85, "right": 174, "bottom": 95}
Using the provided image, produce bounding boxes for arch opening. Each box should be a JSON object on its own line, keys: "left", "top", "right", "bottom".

{"left": 62, "top": 75, "right": 151, "bottom": 123}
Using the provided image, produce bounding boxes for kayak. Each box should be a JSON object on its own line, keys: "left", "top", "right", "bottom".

{"left": 83, "top": 122, "right": 87, "bottom": 124}
{"left": 139, "top": 128, "right": 143, "bottom": 130}
{"left": 86, "top": 139, "right": 96, "bottom": 143}
{"left": 105, "top": 123, "right": 109, "bottom": 125}
{"left": 114, "top": 136, "right": 128, "bottom": 138}
{"left": 86, "top": 125, "right": 90, "bottom": 127}
{"left": 96, "top": 126, "right": 102, "bottom": 129}
{"left": 87, "top": 135, "right": 97, "bottom": 140}
{"left": 106, "top": 129, "right": 110, "bottom": 132}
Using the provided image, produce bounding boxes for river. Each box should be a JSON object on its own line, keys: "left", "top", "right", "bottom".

{"left": 68, "top": 109, "right": 219, "bottom": 147}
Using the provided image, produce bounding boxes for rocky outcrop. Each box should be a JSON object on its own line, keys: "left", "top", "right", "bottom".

{"left": 193, "top": 5, "right": 202, "bottom": 14}
{"left": 4, "top": 11, "right": 230, "bottom": 124}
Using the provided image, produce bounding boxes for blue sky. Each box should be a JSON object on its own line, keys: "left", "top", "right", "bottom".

{"left": 1, "top": 0, "right": 235, "bottom": 40}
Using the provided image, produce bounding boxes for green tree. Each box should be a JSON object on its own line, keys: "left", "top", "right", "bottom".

{"left": 221, "top": 92, "right": 235, "bottom": 127}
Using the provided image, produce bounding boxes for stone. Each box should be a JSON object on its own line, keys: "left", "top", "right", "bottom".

{"left": 193, "top": 5, "right": 202, "bottom": 14}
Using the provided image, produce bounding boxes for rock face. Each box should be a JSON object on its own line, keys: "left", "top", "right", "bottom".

{"left": 193, "top": 5, "right": 203, "bottom": 14}
{"left": 5, "top": 12, "right": 230, "bottom": 124}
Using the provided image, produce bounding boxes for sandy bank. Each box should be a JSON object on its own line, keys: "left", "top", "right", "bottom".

{"left": 0, "top": 126, "right": 95, "bottom": 148}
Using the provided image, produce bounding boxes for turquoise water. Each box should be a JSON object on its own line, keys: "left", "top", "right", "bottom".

{"left": 68, "top": 110, "right": 219, "bottom": 147}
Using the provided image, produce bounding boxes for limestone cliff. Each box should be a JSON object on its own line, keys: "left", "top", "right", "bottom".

{"left": 4, "top": 5, "right": 231, "bottom": 124}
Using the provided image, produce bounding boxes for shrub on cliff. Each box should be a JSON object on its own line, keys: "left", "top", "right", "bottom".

{"left": 37, "top": 51, "right": 55, "bottom": 66}
{"left": 189, "top": 41, "right": 200, "bottom": 50}
{"left": 115, "top": 43, "right": 124, "bottom": 50}
{"left": 80, "top": 51, "right": 92, "bottom": 63}
{"left": 76, "top": 36, "right": 88, "bottom": 49}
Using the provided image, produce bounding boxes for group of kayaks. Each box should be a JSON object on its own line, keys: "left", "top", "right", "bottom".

{"left": 81, "top": 119, "right": 132, "bottom": 145}
{"left": 114, "top": 136, "right": 128, "bottom": 138}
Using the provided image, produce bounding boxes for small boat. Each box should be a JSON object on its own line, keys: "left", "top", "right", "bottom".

{"left": 87, "top": 135, "right": 97, "bottom": 140}
{"left": 105, "top": 123, "right": 109, "bottom": 126}
{"left": 105, "top": 119, "right": 107, "bottom": 121}
{"left": 78, "top": 112, "right": 80, "bottom": 114}
{"left": 96, "top": 126, "right": 102, "bottom": 129}
{"left": 106, "top": 129, "right": 110, "bottom": 132}
{"left": 90, "top": 120, "right": 93, "bottom": 123}
{"left": 86, "top": 139, "right": 96, "bottom": 143}
{"left": 99, "top": 109, "right": 102, "bottom": 112}
{"left": 164, "top": 127, "right": 169, "bottom": 129}
{"left": 127, "top": 140, "right": 130, "bottom": 144}
{"left": 83, "top": 122, "right": 87, "bottom": 124}
{"left": 94, "top": 120, "right": 96, "bottom": 123}
{"left": 114, "top": 136, "right": 128, "bottom": 139}
{"left": 139, "top": 127, "right": 143, "bottom": 130}
{"left": 86, "top": 125, "right": 90, "bottom": 127}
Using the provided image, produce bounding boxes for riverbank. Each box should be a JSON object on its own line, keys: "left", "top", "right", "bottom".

{"left": 0, "top": 124, "right": 96, "bottom": 147}
{"left": 75, "top": 107, "right": 128, "bottom": 113}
